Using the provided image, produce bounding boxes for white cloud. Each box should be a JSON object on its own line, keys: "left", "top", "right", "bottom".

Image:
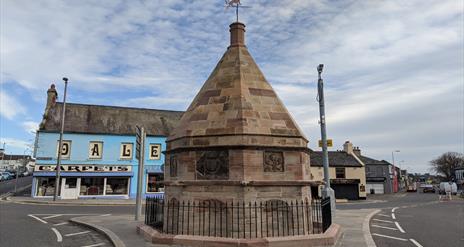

{"left": 0, "top": 137, "right": 30, "bottom": 151}
{"left": 0, "top": 91, "right": 26, "bottom": 119}
{"left": 22, "top": 121, "right": 39, "bottom": 134}
{"left": 1, "top": 0, "right": 462, "bottom": 173}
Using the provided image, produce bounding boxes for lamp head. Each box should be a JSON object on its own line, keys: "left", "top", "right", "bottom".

{"left": 317, "top": 64, "right": 324, "bottom": 73}
{"left": 62, "top": 77, "right": 68, "bottom": 83}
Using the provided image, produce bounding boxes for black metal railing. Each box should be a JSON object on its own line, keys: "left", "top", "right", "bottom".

{"left": 145, "top": 197, "right": 332, "bottom": 238}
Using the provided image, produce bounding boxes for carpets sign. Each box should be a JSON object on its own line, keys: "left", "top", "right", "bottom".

{"left": 34, "top": 165, "right": 132, "bottom": 172}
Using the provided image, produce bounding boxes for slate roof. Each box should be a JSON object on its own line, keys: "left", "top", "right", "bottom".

{"left": 360, "top": 156, "right": 392, "bottom": 166}
{"left": 40, "top": 102, "right": 183, "bottom": 136}
{"left": 168, "top": 22, "right": 306, "bottom": 143}
{"left": 0, "top": 154, "right": 33, "bottom": 161}
{"left": 310, "top": 150, "right": 363, "bottom": 167}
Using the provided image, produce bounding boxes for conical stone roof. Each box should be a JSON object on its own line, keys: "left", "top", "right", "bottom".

{"left": 167, "top": 22, "right": 307, "bottom": 147}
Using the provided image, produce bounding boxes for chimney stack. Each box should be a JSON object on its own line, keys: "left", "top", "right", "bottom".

{"left": 353, "top": 146, "right": 361, "bottom": 156}
{"left": 229, "top": 22, "right": 246, "bottom": 47}
{"left": 46, "top": 84, "right": 58, "bottom": 110}
{"left": 343, "top": 141, "right": 353, "bottom": 154}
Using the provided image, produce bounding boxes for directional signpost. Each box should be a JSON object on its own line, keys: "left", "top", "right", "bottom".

{"left": 135, "top": 125, "right": 145, "bottom": 221}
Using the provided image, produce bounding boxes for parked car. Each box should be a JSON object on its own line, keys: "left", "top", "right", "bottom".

{"left": 422, "top": 184, "right": 435, "bottom": 193}
{"left": 0, "top": 172, "right": 13, "bottom": 181}
{"left": 439, "top": 182, "right": 458, "bottom": 195}
{"left": 407, "top": 182, "right": 417, "bottom": 192}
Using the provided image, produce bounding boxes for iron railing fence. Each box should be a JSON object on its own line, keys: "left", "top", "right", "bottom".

{"left": 145, "top": 197, "right": 332, "bottom": 238}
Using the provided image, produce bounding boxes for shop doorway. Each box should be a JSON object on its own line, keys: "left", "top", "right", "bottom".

{"left": 61, "top": 178, "right": 80, "bottom": 199}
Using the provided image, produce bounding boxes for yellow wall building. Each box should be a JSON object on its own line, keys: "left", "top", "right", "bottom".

{"left": 310, "top": 141, "right": 367, "bottom": 200}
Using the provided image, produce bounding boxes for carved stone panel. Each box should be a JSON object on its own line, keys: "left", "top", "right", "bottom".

{"left": 196, "top": 150, "right": 229, "bottom": 180}
{"left": 170, "top": 155, "right": 178, "bottom": 177}
{"left": 264, "top": 151, "right": 284, "bottom": 172}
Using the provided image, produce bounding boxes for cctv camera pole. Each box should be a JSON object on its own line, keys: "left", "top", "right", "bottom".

{"left": 317, "top": 64, "right": 336, "bottom": 215}
{"left": 54, "top": 77, "right": 69, "bottom": 201}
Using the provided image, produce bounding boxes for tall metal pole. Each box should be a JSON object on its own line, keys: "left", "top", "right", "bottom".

{"left": 318, "top": 66, "right": 330, "bottom": 191}
{"left": 317, "top": 64, "right": 335, "bottom": 214}
{"left": 54, "top": 78, "right": 69, "bottom": 201}
{"left": 317, "top": 64, "right": 336, "bottom": 214}
{"left": 391, "top": 150, "right": 400, "bottom": 192}
{"left": 135, "top": 127, "right": 145, "bottom": 221}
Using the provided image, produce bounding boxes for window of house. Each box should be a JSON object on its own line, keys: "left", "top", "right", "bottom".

{"left": 36, "top": 177, "right": 59, "bottom": 196}
{"left": 377, "top": 167, "right": 383, "bottom": 175}
{"left": 336, "top": 168, "right": 346, "bottom": 179}
{"left": 105, "top": 177, "right": 129, "bottom": 195}
{"left": 80, "top": 177, "right": 104, "bottom": 195}
{"left": 146, "top": 173, "right": 164, "bottom": 193}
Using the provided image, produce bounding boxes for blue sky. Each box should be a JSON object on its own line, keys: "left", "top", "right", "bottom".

{"left": 1, "top": 0, "right": 463, "bottom": 173}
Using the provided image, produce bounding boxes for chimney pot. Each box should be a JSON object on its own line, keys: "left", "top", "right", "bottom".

{"left": 229, "top": 22, "right": 246, "bottom": 47}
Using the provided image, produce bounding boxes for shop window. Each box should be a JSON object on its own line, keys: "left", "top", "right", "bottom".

{"left": 336, "top": 168, "right": 346, "bottom": 179}
{"left": 89, "top": 141, "right": 103, "bottom": 159}
{"left": 147, "top": 173, "right": 164, "bottom": 193}
{"left": 149, "top": 144, "right": 161, "bottom": 160}
{"left": 106, "top": 177, "right": 129, "bottom": 195}
{"left": 80, "top": 177, "right": 104, "bottom": 195}
{"left": 36, "top": 177, "right": 59, "bottom": 196}
{"left": 56, "top": 140, "right": 72, "bottom": 159}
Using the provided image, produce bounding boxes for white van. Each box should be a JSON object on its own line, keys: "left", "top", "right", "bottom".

{"left": 439, "top": 182, "right": 458, "bottom": 195}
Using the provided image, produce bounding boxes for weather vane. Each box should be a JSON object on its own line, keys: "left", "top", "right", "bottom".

{"left": 225, "top": 0, "right": 251, "bottom": 22}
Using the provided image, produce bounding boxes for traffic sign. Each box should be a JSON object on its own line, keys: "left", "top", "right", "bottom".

{"left": 318, "top": 139, "right": 333, "bottom": 147}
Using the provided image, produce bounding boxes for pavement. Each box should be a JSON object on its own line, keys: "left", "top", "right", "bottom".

{"left": 62, "top": 209, "right": 378, "bottom": 247}
{"left": 8, "top": 196, "right": 138, "bottom": 205}
{"left": 70, "top": 215, "right": 157, "bottom": 247}
{"left": 4, "top": 192, "right": 462, "bottom": 247}
{"left": 333, "top": 209, "right": 378, "bottom": 247}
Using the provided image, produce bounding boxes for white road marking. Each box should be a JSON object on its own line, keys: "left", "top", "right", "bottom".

{"left": 65, "top": 230, "right": 91, "bottom": 237}
{"left": 391, "top": 213, "right": 396, "bottom": 219}
{"left": 395, "top": 221, "right": 406, "bottom": 233}
{"left": 377, "top": 213, "right": 391, "bottom": 217}
{"left": 410, "top": 238, "right": 424, "bottom": 247}
{"left": 371, "top": 224, "right": 398, "bottom": 231}
{"left": 51, "top": 227, "right": 63, "bottom": 242}
{"left": 81, "top": 243, "right": 106, "bottom": 247}
{"left": 28, "top": 214, "right": 48, "bottom": 224}
{"left": 53, "top": 222, "right": 69, "bottom": 226}
{"left": 392, "top": 207, "right": 399, "bottom": 213}
{"left": 373, "top": 219, "right": 394, "bottom": 223}
{"left": 43, "top": 214, "right": 62, "bottom": 219}
{"left": 372, "top": 233, "right": 408, "bottom": 241}
{"left": 99, "top": 214, "right": 111, "bottom": 217}
{"left": 33, "top": 213, "right": 100, "bottom": 216}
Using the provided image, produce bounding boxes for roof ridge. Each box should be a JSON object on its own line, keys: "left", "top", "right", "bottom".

{"left": 54, "top": 102, "right": 184, "bottom": 113}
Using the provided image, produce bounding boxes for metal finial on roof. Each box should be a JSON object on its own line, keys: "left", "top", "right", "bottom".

{"left": 225, "top": 0, "right": 251, "bottom": 22}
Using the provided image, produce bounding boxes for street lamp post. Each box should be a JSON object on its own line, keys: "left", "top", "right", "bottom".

{"left": 391, "top": 150, "right": 400, "bottom": 168}
{"left": 54, "top": 77, "right": 69, "bottom": 201}
{"left": 317, "top": 64, "right": 336, "bottom": 215}
{"left": 391, "top": 150, "right": 400, "bottom": 192}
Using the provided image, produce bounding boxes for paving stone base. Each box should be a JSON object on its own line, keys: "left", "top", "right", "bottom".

{"left": 137, "top": 223, "right": 341, "bottom": 247}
